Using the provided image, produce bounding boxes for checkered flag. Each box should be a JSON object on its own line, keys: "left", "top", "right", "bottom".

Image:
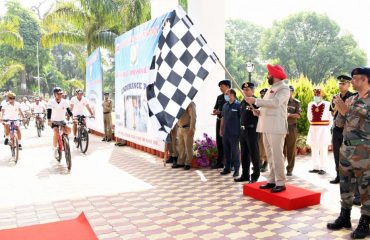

{"left": 147, "top": 7, "right": 217, "bottom": 141}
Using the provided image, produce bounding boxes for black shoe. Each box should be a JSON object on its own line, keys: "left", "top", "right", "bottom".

{"left": 233, "top": 171, "right": 239, "bottom": 177}
{"left": 353, "top": 198, "right": 362, "bottom": 206}
{"left": 106, "top": 139, "right": 112, "bottom": 142}
{"left": 4, "top": 138, "right": 9, "bottom": 145}
{"left": 318, "top": 170, "right": 326, "bottom": 175}
{"left": 220, "top": 170, "right": 231, "bottom": 175}
{"left": 351, "top": 215, "right": 369, "bottom": 239}
{"left": 287, "top": 171, "right": 292, "bottom": 176}
{"left": 249, "top": 178, "right": 258, "bottom": 183}
{"left": 259, "top": 183, "right": 276, "bottom": 189}
{"left": 102, "top": 138, "right": 106, "bottom": 142}
{"left": 172, "top": 164, "right": 185, "bottom": 169}
{"left": 271, "top": 185, "right": 286, "bottom": 193}
{"left": 18, "top": 144, "right": 22, "bottom": 150}
{"left": 309, "top": 169, "right": 320, "bottom": 173}
{"left": 74, "top": 137, "right": 77, "bottom": 143}
{"left": 165, "top": 157, "right": 173, "bottom": 164}
{"left": 327, "top": 208, "right": 352, "bottom": 230}
{"left": 234, "top": 177, "right": 249, "bottom": 182}
{"left": 184, "top": 165, "right": 191, "bottom": 170}
{"left": 330, "top": 177, "right": 340, "bottom": 184}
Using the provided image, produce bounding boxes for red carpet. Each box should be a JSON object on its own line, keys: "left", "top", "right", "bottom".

{"left": 0, "top": 212, "right": 98, "bottom": 240}
{"left": 243, "top": 181, "right": 321, "bottom": 210}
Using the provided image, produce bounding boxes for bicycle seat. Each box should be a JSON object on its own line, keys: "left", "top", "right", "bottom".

{"left": 53, "top": 121, "right": 67, "bottom": 126}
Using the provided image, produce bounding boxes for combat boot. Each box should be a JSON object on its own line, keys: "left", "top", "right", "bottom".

{"left": 351, "top": 215, "right": 369, "bottom": 239}
{"left": 327, "top": 208, "right": 352, "bottom": 230}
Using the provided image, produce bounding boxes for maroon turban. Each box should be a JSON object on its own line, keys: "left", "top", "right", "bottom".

{"left": 267, "top": 64, "right": 287, "bottom": 80}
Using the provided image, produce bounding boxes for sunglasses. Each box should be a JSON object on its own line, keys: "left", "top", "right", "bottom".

{"left": 8, "top": 97, "right": 15, "bottom": 100}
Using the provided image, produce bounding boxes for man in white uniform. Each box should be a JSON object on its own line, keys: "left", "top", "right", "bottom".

{"left": 307, "top": 87, "right": 332, "bottom": 175}
{"left": 32, "top": 98, "right": 46, "bottom": 128}
{"left": 0, "top": 92, "right": 24, "bottom": 149}
{"left": 70, "top": 89, "right": 94, "bottom": 142}
{"left": 47, "top": 87, "right": 73, "bottom": 158}
{"left": 245, "top": 64, "right": 290, "bottom": 193}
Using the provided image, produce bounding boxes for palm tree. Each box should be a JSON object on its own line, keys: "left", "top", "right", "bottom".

{"left": 0, "top": 16, "right": 24, "bottom": 49}
{"left": 42, "top": 0, "right": 150, "bottom": 55}
{"left": 0, "top": 16, "right": 24, "bottom": 90}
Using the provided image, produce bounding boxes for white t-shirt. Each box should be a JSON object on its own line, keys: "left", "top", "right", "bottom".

{"left": 47, "top": 99, "right": 70, "bottom": 122}
{"left": 1, "top": 100, "right": 7, "bottom": 107}
{"left": 70, "top": 96, "right": 89, "bottom": 116}
{"left": 2, "top": 102, "right": 22, "bottom": 120}
{"left": 20, "top": 101, "right": 31, "bottom": 112}
{"left": 32, "top": 102, "right": 45, "bottom": 114}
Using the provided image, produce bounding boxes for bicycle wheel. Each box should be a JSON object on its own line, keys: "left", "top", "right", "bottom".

{"left": 79, "top": 128, "right": 89, "bottom": 153}
{"left": 36, "top": 121, "right": 41, "bottom": 137}
{"left": 56, "top": 139, "right": 62, "bottom": 162}
{"left": 75, "top": 128, "right": 80, "bottom": 149}
{"left": 13, "top": 137, "right": 19, "bottom": 164}
{"left": 63, "top": 135, "right": 72, "bottom": 171}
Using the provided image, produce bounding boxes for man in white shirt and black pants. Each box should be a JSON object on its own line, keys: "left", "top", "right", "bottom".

{"left": 70, "top": 89, "right": 94, "bottom": 142}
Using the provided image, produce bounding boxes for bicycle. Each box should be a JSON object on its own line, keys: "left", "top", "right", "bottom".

{"left": 4, "top": 120, "right": 20, "bottom": 163}
{"left": 53, "top": 121, "right": 72, "bottom": 171}
{"left": 21, "top": 111, "right": 31, "bottom": 129}
{"left": 33, "top": 113, "right": 45, "bottom": 137}
{"left": 74, "top": 115, "right": 92, "bottom": 153}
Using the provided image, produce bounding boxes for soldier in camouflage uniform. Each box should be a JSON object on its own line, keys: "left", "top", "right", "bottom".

{"left": 327, "top": 67, "right": 370, "bottom": 239}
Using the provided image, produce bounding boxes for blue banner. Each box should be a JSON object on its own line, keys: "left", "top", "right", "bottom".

{"left": 115, "top": 12, "right": 172, "bottom": 150}
{"left": 86, "top": 48, "right": 104, "bottom": 133}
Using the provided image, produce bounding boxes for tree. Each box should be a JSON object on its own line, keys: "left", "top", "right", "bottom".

{"left": 0, "top": 0, "right": 50, "bottom": 93}
{"left": 42, "top": 0, "right": 150, "bottom": 55}
{"left": 0, "top": 16, "right": 23, "bottom": 49}
{"left": 259, "top": 12, "right": 367, "bottom": 83}
{"left": 225, "top": 19, "right": 264, "bottom": 85}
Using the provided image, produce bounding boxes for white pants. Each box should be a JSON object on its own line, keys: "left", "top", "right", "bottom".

{"left": 310, "top": 143, "right": 328, "bottom": 170}
{"left": 263, "top": 133, "right": 286, "bottom": 186}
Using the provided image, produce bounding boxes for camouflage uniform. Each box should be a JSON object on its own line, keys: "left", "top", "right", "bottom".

{"left": 336, "top": 91, "right": 370, "bottom": 215}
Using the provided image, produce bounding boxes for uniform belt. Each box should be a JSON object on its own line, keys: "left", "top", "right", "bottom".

{"left": 343, "top": 139, "right": 370, "bottom": 146}
{"left": 104, "top": 112, "right": 111, "bottom": 114}
{"left": 241, "top": 124, "right": 254, "bottom": 130}
{"left": 178, "top": 124, "right": 190, "bottom": 128}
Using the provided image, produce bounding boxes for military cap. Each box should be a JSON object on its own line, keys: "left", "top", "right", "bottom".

{"left": 241, "top": 82, "right": 255, "bottom": 89}
{"left": 259, "top": 88, "right": 268, "bottom": 95}
{"left": 289, "top": 85, "right": 294, "bottom": 92}
{"left": 104, "top": 92, "right": 109, "bottom": 95}
{"left": 337, "top": 75, "right": 351, "bottom": 83}
{"left": 351, "top": 67, "right": 370, "bottom": 78}
{"left": 218, "top": 79, "right": 231, "bottom": 87}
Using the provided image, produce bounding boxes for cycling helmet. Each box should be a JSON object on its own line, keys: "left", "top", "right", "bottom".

{"left": 7, "top": 92, "right": 16, "bottom": 98}
{"left": 75, "top": 89, "right": 83, "bottom": 94}
{"left": 53, "top": 87, "right": 63, "bottom": 94}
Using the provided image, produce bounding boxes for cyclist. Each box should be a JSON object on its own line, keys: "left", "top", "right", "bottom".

{"left": 70, "top": 89, "right": 94, "bottom": 142}
{"left": 32, "top": 97, "right": 46, "bottom": 129}
{"left": 47, "top": 87, "right": 73, "bottom": 158}
{"left": 0, "top": 92, "right": 24, "bottom": 149}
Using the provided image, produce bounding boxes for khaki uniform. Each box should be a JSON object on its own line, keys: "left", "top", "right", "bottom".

{"left": 102, "top": 98, "right": 113, "bottom": 140}
{"left": 284, "top": 98, "right": 301, "bottom": 173}
{"left": 337, "top": 91, "right": 370, "bottom": 215}
{"left": 165, "top": 125, "right": 178, "bottom": 157}
{"left": 258, "top": 133, "right": 267, "bottom": 164}
{"left": 177, "top": 102, "right": 196, "bottom": 166}
{"left": 256, "top": 81, "right": 290, "bottom": 186}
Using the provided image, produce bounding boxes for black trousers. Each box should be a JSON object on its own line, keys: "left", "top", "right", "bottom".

{"left": 332, "top": 126, "right": 343, "bottom": 178}
{"left": 216, "top": 119, "right": 224, "bottom": 165}
{"left": 240, "top": 128, "right": 260, "bottom": 180}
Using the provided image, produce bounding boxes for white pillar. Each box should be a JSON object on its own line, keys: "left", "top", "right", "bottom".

{"left": 150, "top": 0, "right": 178, "bottom": 18}
{"left": 188, "top": 0, "right": 226, "bottom": 140}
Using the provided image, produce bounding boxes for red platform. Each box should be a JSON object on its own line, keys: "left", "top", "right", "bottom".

{"left": 0, "top": 212, "right": 98, "bottom": 240}
{"left": 243, "top": 181, "right": 321, "bottom": 210}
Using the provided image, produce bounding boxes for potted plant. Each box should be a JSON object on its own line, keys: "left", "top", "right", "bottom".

{"left": 193, "top": 133, "right": 218, "bottom": 168}
{"left": 296, "top": 134, "right": 309, "bottom": 155}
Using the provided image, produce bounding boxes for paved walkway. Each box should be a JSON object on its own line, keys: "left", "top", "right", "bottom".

{"left": 0, "top": 124, "right": 363, "bottom": 239}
